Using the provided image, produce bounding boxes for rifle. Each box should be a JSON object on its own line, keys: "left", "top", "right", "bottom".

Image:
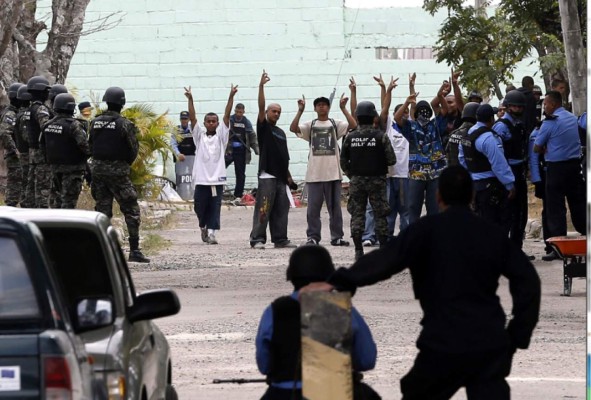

{"left": 212, "top": 378, "right": 266, "bottom": 384}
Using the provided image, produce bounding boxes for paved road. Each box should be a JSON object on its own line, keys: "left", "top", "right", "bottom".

{"left": 130, "top": 206, "right": 586, "bottom": 400}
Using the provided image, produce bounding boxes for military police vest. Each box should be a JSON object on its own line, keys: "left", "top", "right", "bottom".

{"left": 15, "top": 109, "right": 30, "bottom": 153}
{"left": 0, "top": 105, "right": 17, "bottom": 141}
{"left": 44, "top": 117, "right": 86, "bottom": 165}
{"left": 347, "top": 127, "right": 387, "bottom": 176}
{"left": 268, "top": 296, "right": 301, "bottom": 383}
{"left": 498, "top": 118, "right": 526, "bottom": 161}
{"left": 446, "top": 122, "right": 473, "bottom": 166}
{"left": 26, "top": 101, "right": 45, "bottom": 149}
{"left": 461, "top": 126, "right": 494, "bottom": 173}
{"left": 91, "top": 114, "right": 133, "bottom": 163}
{"left": 177, "top": 128, "right": 196, "bottom": 156}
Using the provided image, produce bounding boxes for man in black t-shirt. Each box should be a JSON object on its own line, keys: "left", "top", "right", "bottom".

{"left": 249, "top": 70, "right": 297, "bottom": 249}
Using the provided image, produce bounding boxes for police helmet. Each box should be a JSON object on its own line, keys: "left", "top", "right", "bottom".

{"left": 16, "top": 85, "right": 32, "bottom": 101}
{"left": 102, "top": 86, "right": 126, "bottom": 106}
{"left": 476, "top": 104, "right": 495, "bottom": 122}
{"left": 532, "top": 85, "right": 543, "bottom": 95}
{"left": 504, "top": 90, "right": 526, "bottom": 107}
{"left": 7, "top": 83, "right": 24, "bottom": 100}
{"left": 26, "top": 76, "right": 51, "bottom": 92}
{"left": 53, "top": 93, "right": 77, "bottom": 112}
{"left": 461, "top": 102, "right": 480, "bottom": 121}
{"left": 468, "top": 90, "right": 483, "bottom": 102}
{"left": 49, "top": 84, "right": 68, "bottom": 101}
{"left": 355, "top": 101, "right": 378, "bottom": 118}
{"left": 286, "top": 246, "right": 335, "bottom": 286}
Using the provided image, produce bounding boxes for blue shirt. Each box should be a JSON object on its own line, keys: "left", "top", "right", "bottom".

{"left": 534, "top": 107, "right": 581, "bottom": 162}
{"left": 492, "top": 113, "right": 524, "bottom": 165}
{"left": 171, "top": 124, "right": 192, "bottom": 155}
{"left": 528, "top": 128, "right": 543, "bottom": 183}
{"left": 579, "top": 112, "right": 587, "bottom": 130}
{"left": 459, "top": 122, "right": 515, "bottom": 190}
{"left": 401, "top": 115, "right": 447, "bottom": 181}
{"left": 255, "top": 291, "right": 377, "bottom": 389}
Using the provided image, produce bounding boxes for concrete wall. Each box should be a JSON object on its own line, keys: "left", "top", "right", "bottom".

{"left": 43, "top": 0, "right": 541, "bottom": 187}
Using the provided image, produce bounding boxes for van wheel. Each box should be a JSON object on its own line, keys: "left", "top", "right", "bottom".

{"left": 165, "top": 385, "right": 178, "bottom": 400}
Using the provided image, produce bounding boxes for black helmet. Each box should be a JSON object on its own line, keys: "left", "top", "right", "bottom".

{"left": 7, "top": 83, "right": 23, "bottom": 100}
{"left": 26, "top": 76, "right": 51, "bottom": 92}
{"left": 286, "top": 246, "right": 335, "bottom": 287}
{"left": 53, "top": 93, "right": 76, "bottom": 112}
{"left": 16, "top": 85, "right": 32, "bottom": 101}
{"left": 49, "top": 84, "right": 68, "bottom": 101}
{"left": 102, "top": 86, "right": 126, "bottom": 106}
{"left": 355, "top": 101, "right": 378, "bottom": 118}
{"left": 468, "top": 90, "right": 483, "bottom": 102}
{"left": 532, "top": 85, "right": 543, "bottom": 95}
{"left": 504, "top": 90, "right": 526, "bottom": 107}
{"left": 476, "top": 104, "right": 495, "bottom": 122}
{"left": 461, "top": 102, "right": 480, "bottom": 121}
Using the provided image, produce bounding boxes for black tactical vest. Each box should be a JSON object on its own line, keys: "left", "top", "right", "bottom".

{"left": 44, "top": 117, "right": 86, "bottom": 165}
{"left": 267, "top": 296, "right": 301, "bottom": 383}
{"left": 177, "top": 130, "right": 196, "bottom": 155}
{"left": 27, "top": 102, "right": 44, "bottom": 149}
{"left": 90, "top": 114, "right": 131, "bottom": 162}
{"left": 446, "top": 122, "right": 473, "bottom": 167}
{"left": 461, "top": 126, "right": 494, "bottom": 173}
{"left": 15, "top": 109, "right": 30, "bottom": 153}
{"left": 498, "top": 118, "right": 526, "bottom": 161}
{"left": 347, "top": 127, "right": 387, "bottom": 176}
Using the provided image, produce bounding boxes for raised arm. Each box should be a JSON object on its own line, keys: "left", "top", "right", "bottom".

{"left": 380, "top": 76, "right": 398, "bottom": 129}
{"left": 224, "top": 84, "right": 238, "bottom": 128}
{"left": 339, "top": 93, "right": 357, "bottom": 131}
{"left": 451, "top": 68, "right": 464, "bottom": 113}
{"left": 184, "top": 86, "right": 197, "bottom": 129}
{"left": 373, "top": 73, "right": 386, "bottom": 109}
{"left": 258, "top": 70, "right": 270, "bottom": 124}
{"left": 289, "top": 95, "right": 305, "bottom": 134}
{"left": 409, "top": 73, "right": 417, "bottom": 120}
{"left": 437, "top": 81, "right": 450, "bottom": 117}
{"left": 349, "top": 76, "right": 357, "bottom": 117}
{"left": 395, "top": 92, "right": 418, "bottom": 128}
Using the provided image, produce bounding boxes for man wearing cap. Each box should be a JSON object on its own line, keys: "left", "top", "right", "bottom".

{"left": 76, "top": 101, "right": 93, "bottom": 131}
{"left": 467, "top": 90, "right": 483, "bottom": 104}
{"left": 289, "top": 93, "right": 356, "bottom": 247}
{"left": 394, "top": 80, "right": 448, "bottom": 225}
{"left": 171, "top": 111, "right": 194, "bottom": 162}
{"left": 459, "top": 104, "right": 515, "bottom": 230}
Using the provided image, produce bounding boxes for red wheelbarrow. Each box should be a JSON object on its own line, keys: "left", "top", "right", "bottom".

{"left": 547, "top": 236, "right": 586, "bottom": 296}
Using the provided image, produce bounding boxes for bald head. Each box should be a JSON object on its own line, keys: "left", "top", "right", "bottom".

{"left": 266, "top": 103, "right": 282, "bottom": 125}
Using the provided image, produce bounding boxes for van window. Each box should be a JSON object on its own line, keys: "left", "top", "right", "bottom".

{"left": 0, "top": 237, "right": 40, "bottom": 317}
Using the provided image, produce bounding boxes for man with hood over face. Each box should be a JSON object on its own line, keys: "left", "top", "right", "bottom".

{"left": 394, "top": 80, "right": 448, "bottom": 224}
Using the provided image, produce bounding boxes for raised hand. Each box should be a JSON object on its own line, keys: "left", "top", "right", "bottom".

{"left": 451, "top": 68, "right": 461, "bottom": 85}
{"left": 387, "top": 76, "right": 399, "bottom": 92}
{"left": 409, "top": 72, "right": 416, "bottom": 86}
{"left": 339, "top": 92, "right": 349, "bottom": 108}
{"left": 230, "top": 83, "right": 238, "bottom": 96}
{"left": 439, "top": 80, "right": 451, "bottom": 96}
{"left": 349, "top": 76, "right": 357, "bottom": 91}
{"left": 373, "top": 73, "right": 385, "bottom": 87}
{"left": 183, "top": 86, "right": 192, "bottom": 99}
{"left": 406, "top": 92, "right": 419, "bottom": 105}
{"left": 297, "top": 95, "right": 306, "bottom": 111}
{"left": 260, "top": 70, "right": 270, "bottom": 86}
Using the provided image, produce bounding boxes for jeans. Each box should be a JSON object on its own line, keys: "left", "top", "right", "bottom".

{"left": 305, "top": 181, "right": 344, "bottom": 242}
{"left": 193, "top": 184, "right": 223, "bottom": 230}
{"left": 407, "top": 178, "right": 439, "bottom": 225}
{"left": 362, "top": 177, "right": 410, "bottom": 242}
{"left": 250, "top": 177, "right": 291, "bottom": 245}
{"left": 225, "top": 146, "right": 247, "bottom": 198}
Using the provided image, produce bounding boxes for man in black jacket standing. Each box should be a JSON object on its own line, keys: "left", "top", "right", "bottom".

{"left": 302, "top": 165, "right": 541, "bottom": 400}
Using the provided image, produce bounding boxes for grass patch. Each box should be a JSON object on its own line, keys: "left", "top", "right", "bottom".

{"left": 141, "top": 232, "right": 170, "bottom": 254}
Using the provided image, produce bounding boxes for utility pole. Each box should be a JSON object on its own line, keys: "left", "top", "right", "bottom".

{"left": 557, "top": 0, "right": 587, "bottom": 115}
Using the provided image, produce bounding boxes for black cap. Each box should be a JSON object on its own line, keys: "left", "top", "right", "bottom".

{"left": 78, "top": 101, "right": 92, "bottom": 111}
{"left": 476, "top": 104, "right": 495, "bottom": 122}
{"left": 313, "top": 97, "right": 331, "bottom": 107}
{"left": 180, "top": 111, "right": 189, "bottom": 119}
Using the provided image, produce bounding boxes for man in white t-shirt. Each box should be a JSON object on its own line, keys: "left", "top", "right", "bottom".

{"left": 289, "top": 94, "right": 357, "bottom": 246}
{"left": 184, "top": 84, "right": 237, "bottom": 245}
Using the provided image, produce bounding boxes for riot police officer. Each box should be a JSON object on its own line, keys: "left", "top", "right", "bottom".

{"left": 89, "top": 86, "right": 149, "bottom": 263}
{"left": 47, "top": 83, "right": 69, "bottom": 208}
{"left": 48, "top": 84, "right": 68, "bottom": 113}
{"left": 493, "top": 90, "right": 530, "bottom": 256}
{"left": 341, "top": 100, "right": 396, "bottom": 261}
{"left": 41, "top": 93, "right": 90, "bottom": 209}
{"left": 15, "top": 85, "right": 34, "bottom": 207}
{"left": 445, "top": 102, "right": 479, "bottom": 166}
{"left": 25, "top": 75, "right": 52, "bottom": 208}
{"left": 0, "top": 82, "right": 24, "bottom": 206}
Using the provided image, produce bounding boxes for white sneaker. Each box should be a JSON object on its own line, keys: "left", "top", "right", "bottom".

{"left": 207, "top": 234, "right": 218, "bottom": 245}
{"left": 251, "top": 242, "right": 265, "bottom": 249}
{"left": 362, "top": 240, "right": 374, "bottom": 247}
{"left": 232, "top": 197, "right": 242, "bottom": 206}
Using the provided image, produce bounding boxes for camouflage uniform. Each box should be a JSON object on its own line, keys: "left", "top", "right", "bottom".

{"left": 89, "top": 110, "right": 141, "bottom": 238}
{"left": 0, "top": 105, "right": 22, "bottom": 206}
{"left": 26, "top": 101, "right": 51, "bottom": 208}
{"left": 16, "top": 107, "right": 34, "bottom": 208}
{"left": 42, "top": 114, "right": 90, "bottom": 209}
{"left": 341, "top": 125, "right": 396, "bottom": 255}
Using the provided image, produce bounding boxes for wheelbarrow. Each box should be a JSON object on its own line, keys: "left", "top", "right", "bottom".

{"left": 547, "top": 236, "right": 586, "bottom": 296}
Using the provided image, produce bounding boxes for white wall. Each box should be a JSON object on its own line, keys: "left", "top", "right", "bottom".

{"left": 47, "top": 0, "right": 540, "bottom": 186}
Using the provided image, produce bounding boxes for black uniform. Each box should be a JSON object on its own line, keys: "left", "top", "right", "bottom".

{"left": 328, "top": 205, "right": 541, "bottom": 400}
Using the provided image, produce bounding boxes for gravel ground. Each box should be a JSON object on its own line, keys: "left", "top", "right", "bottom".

{"left": 129, "top": 205, "right": 586, "bottom": 400}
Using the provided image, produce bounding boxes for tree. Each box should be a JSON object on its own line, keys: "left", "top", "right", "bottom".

{"left": 423, "top": 0, "right": 585, "bottom": 100}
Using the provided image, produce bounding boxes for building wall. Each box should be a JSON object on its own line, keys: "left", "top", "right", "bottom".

{"left": 46, "top": 0, "right": 540, "bottom": 186}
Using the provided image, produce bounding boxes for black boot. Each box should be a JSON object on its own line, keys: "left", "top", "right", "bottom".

{"left": 353, "top": 236, "right": 364, "bottom": 261}
{"left": 128, "top": 236, "right": 150, "bottom": 263}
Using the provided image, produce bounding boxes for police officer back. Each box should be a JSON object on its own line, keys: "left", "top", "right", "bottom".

{"left": 15, "top": 85, "right": 34, "bottom": 207}
{"left": 445, "top": 102, "right": 479, "bottom": 166}
{"left": 0, "top": 83, "right": 24, "bottom": 206}
{"left": 25, "top": 76, "right": 52, "bottom": 208}
{"left": 341, "top": 100, "right": 396, "bottom": 261}
{"left": 41, "top": 93, "right": 90, "bottom": 209}
{"left": 533, "top": 90, "right": 586, "bottom": 240}
{"left": 459, "top": 104, "right": 515, "bottom": 232}
{"left": 89, "top": 86, "right": 149, "bottom": 263}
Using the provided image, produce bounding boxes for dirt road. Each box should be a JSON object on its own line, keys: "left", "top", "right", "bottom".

{"left": 130, "top": 206, "right": 585, "bottom": 400}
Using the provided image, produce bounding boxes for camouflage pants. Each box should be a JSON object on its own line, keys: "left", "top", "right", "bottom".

{"left": 51, "top": 170, "right": 84, "bottom": 209}
{"left": 347, "top": 176, "right": 390, "bottom": 237}
{"left": 4, "top": 155, "right": 22, "bottom": 206}
{"left": 26, "top": 161, "right": 51, "bottom": 208}
{"left": 91, "top": 173, "right": 141, "bottom": 238}
{"left": 19, "top": 154, "right": 34, "bottom": 208}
